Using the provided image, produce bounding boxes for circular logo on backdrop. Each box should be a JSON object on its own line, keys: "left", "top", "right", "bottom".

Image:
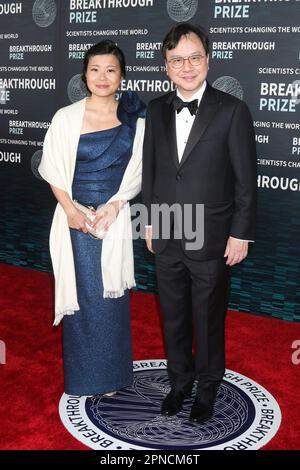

{"left": 212, "top": 76, "right": 244, "bottom": 100}
{"left": 31, "top": 150, "right": 43, "bottom": 180}
{"left": 59, "top": 360, "right": 281, "bottom": 450}
{"left": 67, "top": 74, "right": 89, "bottom": 103}
{"left": 167, "top": 0, "right": 198, "bottom": 22}
{"left": 32, "top": 0, "right": 57, "bottom": 28}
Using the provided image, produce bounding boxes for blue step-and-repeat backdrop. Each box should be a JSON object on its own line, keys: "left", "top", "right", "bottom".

{"left": 0, "top": 0, "right": 299, "bottom": 321}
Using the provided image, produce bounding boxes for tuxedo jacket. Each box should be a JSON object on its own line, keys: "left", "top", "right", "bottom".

{"left": 142, "top": 83, "right": 257, "bottom": 260}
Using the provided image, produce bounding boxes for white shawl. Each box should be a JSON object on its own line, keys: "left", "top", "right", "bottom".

{"left": 38, "top": 98, "right": 145, "bottom": 325}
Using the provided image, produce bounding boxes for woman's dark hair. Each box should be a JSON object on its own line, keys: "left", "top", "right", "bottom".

{"left": 82, "top": 40, "right": 126, "bottom": 92}
{"left": 162, "top": 23, "right": 209, "bottom": 59}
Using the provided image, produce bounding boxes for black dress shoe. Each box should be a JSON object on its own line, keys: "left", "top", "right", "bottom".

{"left": 161, "top": 390, "right": 189, "bottom": 416}
{"left": 189, "top": 397, "right": 214, "bottom": 424}
{"left": 189, "top": 382, "right": 220, "bottom": 424}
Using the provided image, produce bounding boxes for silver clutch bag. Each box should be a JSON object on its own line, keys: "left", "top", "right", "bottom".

{"left": 73, "top": 200, "right": 106, "bottom": 239}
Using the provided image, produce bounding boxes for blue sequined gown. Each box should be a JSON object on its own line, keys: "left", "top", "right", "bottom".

{"left": 63, "top": 92, "right": 145, "bottom": 396}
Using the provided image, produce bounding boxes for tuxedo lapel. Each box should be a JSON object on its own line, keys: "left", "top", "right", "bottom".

{"left": 179, "top": 85, "right": 221, "bottom": 168}
{"left": 164, "top": 92, "right": 179, "bottom": 169}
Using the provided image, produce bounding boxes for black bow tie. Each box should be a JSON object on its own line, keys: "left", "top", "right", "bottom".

{"left": 173, "top": 96, "right": 198, "bottom": 116}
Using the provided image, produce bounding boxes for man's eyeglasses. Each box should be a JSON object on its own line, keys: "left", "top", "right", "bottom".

{"left": 167, "top": 55, "right": 206, "bottom": 69}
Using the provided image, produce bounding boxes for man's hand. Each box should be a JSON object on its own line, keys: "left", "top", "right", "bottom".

{"left": 224, "top": 236, "right": 249, "bottom": 266}
{"left": 145, "top": 225, "right": 155, "bottom": 254}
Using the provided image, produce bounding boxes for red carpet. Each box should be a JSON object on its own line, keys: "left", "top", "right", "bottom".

{"left": 1, "top": 263, "right": 300, "bottom": 450}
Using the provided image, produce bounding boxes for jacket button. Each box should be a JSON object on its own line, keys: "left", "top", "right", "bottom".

{"left": 176, "top": 174, "right": 182, "bottom": 181}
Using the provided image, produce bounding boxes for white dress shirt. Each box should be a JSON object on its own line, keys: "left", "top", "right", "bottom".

{"left": 175, "top": 81, "right": 207, "bottom": 163}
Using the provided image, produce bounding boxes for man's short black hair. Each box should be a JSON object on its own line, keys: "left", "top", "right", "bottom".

{"left": 162, "top": 23, "right": 209, "bottom": 59}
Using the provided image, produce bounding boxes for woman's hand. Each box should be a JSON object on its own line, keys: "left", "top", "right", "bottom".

{"left": 49, "top": 186, "right": 92, "bottom": 234}
{"left": 67, "top": 207, "right": 91, "bottom": 233}
{"left": 91, "top": 200, "right": 124, "bottom": 233}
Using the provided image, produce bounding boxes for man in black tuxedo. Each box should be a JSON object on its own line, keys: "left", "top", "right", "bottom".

{"left": 142, "top": 23, "right": 257, "bottom": 424}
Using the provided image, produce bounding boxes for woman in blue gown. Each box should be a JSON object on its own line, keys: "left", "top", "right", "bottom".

{"left": 41, "top": 41, "right": 145, "bottom": 396}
